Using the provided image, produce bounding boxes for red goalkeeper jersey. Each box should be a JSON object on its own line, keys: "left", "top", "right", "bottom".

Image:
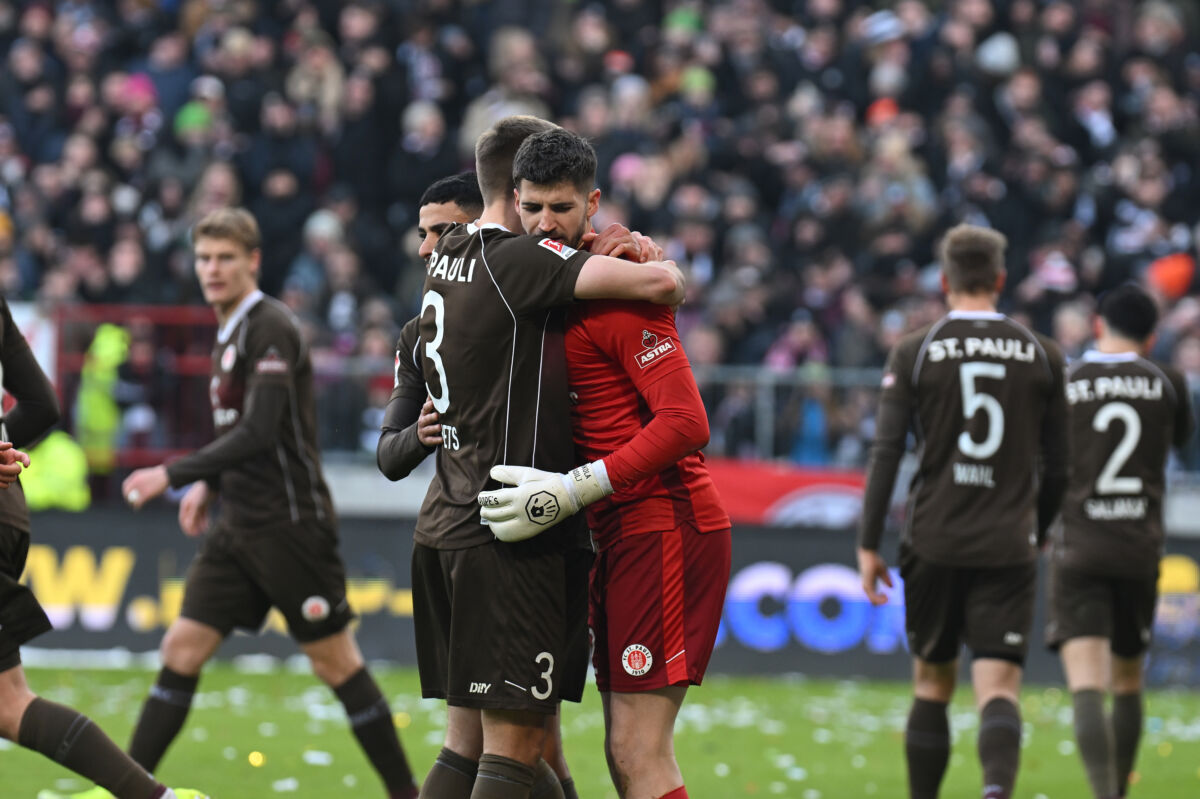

{"left": 565, "top": 299, "right": 729, "bottom": 548}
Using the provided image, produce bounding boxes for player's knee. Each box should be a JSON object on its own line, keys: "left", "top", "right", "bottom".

{"left": 160, "top": 629, "right": 210, "bottom": 676}
{"left": 0, "top": 678, "right": 35, "bottom": 740}
{"left": 1112, "top": 658, "right": 1143, "bottom": 694}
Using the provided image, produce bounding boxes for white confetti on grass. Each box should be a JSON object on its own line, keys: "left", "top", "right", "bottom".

{"left": 714, "top": 763, "right": 730, "bottom": 777}
{"left": 302, "top": 750, "right": 333, "bottom": 766}
{"left": 342, "top": 775, "right": 358, "bottom": 788}
{"left": 769, "top": 782, "right": 787, "bottom": 794}
{"left": 222, "top": 746, "right": 237, "bottom": 760}
{"left": 787, "top": 767, "right": 808, "bottom": 781}
{"left": 259, "top": 721, "right": 279, "bottom": 737}
{"left": 191, "top": 727, "right": 208, "bottom": 742}
{"left": 271, "top": 777, "right": 299, "bottom": 792}
{"left": 1057, "top": 740, "right": 1076, "bottom": 756}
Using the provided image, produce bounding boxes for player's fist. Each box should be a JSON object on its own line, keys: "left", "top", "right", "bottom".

{"left": 478, "top": 462, "right": 613, "bottom": 542}
{"left": 857, "top": 547, "right": 894, "bottom": 606}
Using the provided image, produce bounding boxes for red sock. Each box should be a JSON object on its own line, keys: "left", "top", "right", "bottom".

{"left": 657, "top": 788, "right": 688, "bottom": 799}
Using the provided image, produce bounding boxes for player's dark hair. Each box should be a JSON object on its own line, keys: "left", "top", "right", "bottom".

{"left": 939, "top": 224, "right": 1007, "bottom": 294}
{"left": 475, "top": 115, "right": 557, "bottom": 205}
{"left": 1100, "top": 283, "right": 1159, "bottom": 342}
{"left": 512, "top": 128, "right": 597, "bottom": 192}
{"left": 419, "top": 172, "right": 484, "bottom": 218}
{"left": 193, "top": 207, "right": 260, "bottom": 252}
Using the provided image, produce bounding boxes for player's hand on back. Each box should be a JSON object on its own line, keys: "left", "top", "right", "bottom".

{"left": 583, "top": 223, "right": 643, "bottom": 262}
{"left": 0, "top": 441, "right": 30, "bottom": 487}
{"left": 178, "top": 481, "right": 212, "bottom": 537}
{"left": 478, "top": 463, "right": 613, "bottom": 542}
{"left": 417, "top": 396, "right": 442, "bottom": 447}
{"left": 632, "top": 231, "right": 665, "bottom": 262}
{"left": 857, "top": 547, "right": 894, "bottom": 606}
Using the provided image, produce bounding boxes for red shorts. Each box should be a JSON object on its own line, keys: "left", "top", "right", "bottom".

{"left": 590, "top": 522, "right": 731, "bottom": 693}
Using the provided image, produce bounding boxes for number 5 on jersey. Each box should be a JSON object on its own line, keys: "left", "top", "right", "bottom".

{"left": 959, "top": 362, "right": 1006, "bottom": 459}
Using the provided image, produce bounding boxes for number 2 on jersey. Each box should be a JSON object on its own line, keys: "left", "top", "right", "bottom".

{"left": 1093, "top": 401, "right": 1143, "bottom": 495}
{"left": 958, "top": 362, "right": 1006, "bottom": 459}
{"left": 421, "top": 290, "right": 450, "bottom": 413}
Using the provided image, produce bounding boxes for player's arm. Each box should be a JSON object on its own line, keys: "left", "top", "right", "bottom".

{"left": 377, "top": 319, "right": 440, "bottom": 481}
{"left": 0, "top": 301, "right": 60, "bottom": 448}
{"left": 124, "top": 322, "right": 296, "bottom": 509}
{"left": 857, "top": 343, "right": 916, "bottom": 605}
{"left": 479, "top": 305, "right": 706, "bottom": 541}
{"left": 1035, "top": 342, "right": 1068, "bottom": 544}
{"left": 574, "top": 255, "right": 684, "bottom": 306}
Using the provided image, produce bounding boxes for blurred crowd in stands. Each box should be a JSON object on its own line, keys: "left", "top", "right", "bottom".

{"left": 3, "top": 0, "right": 1200, "bottom": 467}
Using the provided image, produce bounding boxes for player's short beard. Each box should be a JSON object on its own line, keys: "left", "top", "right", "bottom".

{"left": 565, "top": 215, "right": 589, "bottom": 250}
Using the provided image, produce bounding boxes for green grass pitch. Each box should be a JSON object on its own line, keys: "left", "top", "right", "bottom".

{"left": 4, "top": 666, "right": 1200, "bottom": 798}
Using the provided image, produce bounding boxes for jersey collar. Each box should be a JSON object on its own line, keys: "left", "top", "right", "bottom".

{"left": 217, "top": 289, "right": 264, "bottom": 344}
{"left": 946, "top": 310, "right": 1005, "bottom": 320}
{"left": 466, "top": 221, "right": 511, "bottom": 234}
{"left": 1081, "top": 349, "right": 1139, "bottom": 362}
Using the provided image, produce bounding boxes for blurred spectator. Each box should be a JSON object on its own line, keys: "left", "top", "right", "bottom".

{"left": 0, "top": 0, "right": 1195, "bottom": 465}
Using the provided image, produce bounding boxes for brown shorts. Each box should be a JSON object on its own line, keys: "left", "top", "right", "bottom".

{"left": 901, "top": 545, "right": 1036, "bottom": 665}
{"left": 1045, "top": 563, "right": 1157, "bottom": 658}
{"left": 180, "top": 520, "right": 354, "bottom": 643}
{"left": 411, "top": 538, "right": 588, "bottom": 713}
{"left": 0, "top": 524, "right": 52, "bottom": 671}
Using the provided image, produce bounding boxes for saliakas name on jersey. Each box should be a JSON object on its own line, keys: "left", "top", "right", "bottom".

{"left": 926, "top": 337, "right": 1036, "bottom": 363}
{"left": 1084, "top": 496, "right": 1148, "bottom": 520}
{"left": 1066, "top": 376, "right": 1163, "bottom": 405}
{"left": 426, "top": 251, "right": 477, "bottom": 283}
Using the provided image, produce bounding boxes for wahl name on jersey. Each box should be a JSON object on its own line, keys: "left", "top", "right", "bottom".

{"left": 926, "top": 336, "right": 1036, "bottom": 363}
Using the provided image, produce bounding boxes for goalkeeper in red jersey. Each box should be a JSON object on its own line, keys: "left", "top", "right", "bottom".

{"left": 479, "top": 128, "right": 731, "bottom": 799}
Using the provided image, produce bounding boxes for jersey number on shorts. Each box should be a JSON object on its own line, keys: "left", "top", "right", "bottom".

{"left": 1093, "top": 402, "right": 1143, "bottom": 495}
{"left": 531, "top": 651, "right": 554, "bottom": 701}
{"left": 958, "top": 362, "right": 1006, "bottom": 459}
{"left": 421, "top": 290, "right": 451, "bottom": 414}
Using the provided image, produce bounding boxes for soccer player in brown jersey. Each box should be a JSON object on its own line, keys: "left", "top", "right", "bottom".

{"left": 1046, "top": 284, "right": 1193, "bottom": 799}
{"left": 383, "top": 115, "right": 683, "bottom": 799}
{"left": 97, "top": 209, "right": 420, "bottom": 799}
{"left": 0, "top": 300, "right": 207, "bottom": 799}
{"left": 857, "top": 224, "right": 1068, "bottom": 799}
{"left": 383, "top": 168, "right": 608, "bottom": 799}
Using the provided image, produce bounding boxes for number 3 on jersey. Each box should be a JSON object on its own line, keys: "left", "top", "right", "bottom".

{"left": 422, "top": 290, "right": 450, "bottom": 413}
{"left": 958, "top": 362, "right": 1006, "bottom": 459}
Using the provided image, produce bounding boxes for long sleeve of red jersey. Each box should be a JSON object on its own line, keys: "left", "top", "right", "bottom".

{"left": 603, "top": 367, "right": 710, "bottom": 488}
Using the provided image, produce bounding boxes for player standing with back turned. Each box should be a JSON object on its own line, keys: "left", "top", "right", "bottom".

{"left": 1046, "top": 283, "right": 1193, "bottom": 799}
{"left": 857, "top": 224, "right": 1068, "bottom": 799}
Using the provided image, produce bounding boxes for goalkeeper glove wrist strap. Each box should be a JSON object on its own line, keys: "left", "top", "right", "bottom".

{"left": 559, "top": 459, "right": 613, "bottom": 513}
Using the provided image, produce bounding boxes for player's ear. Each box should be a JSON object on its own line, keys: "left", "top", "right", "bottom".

{"left": 1093, "top": 315, "right": 1104, "bottom": 342}
{"left": 940, "top": 271, "right": 949, "bottom": 295}
{"left": 1144, "top": 332, "right": 1157, "bottom": 356}
{"left": 994, "top": 269, "right": 1006, "bottom": 294}
{"left": 587, "top": 188, "right": 600, "bottom": 219}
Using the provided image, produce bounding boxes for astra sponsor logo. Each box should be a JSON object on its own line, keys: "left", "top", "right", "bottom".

{"left": 636, "top": 330, "right": 676, "bottom": 369}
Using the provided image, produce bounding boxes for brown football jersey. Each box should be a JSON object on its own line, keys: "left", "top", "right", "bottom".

{"left": 166, "top": 291, "right": 336, "bottom": 529}
{"left": 860, "top": 311, "right": 1067, "bottom": 567}
{"left": 0, "top": 297, "right": 59, "bottom": 533}
{"left": 412, "top": 223, "right": 591, "bottom": 550}
{"left": 1054, "top": 351, "right": 1194, "bottom": 577}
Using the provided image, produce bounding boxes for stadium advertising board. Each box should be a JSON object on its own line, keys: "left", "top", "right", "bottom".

{"left": 22, "top": 509, "right": 1200, "bottom": 686}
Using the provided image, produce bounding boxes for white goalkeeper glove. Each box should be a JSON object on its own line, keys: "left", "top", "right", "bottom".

{"left": 478, "top": 461, "right": 613, "bottom": 542}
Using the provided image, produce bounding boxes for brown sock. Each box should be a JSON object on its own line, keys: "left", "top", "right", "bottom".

{"left": 470, "top": 753, "right": 534, "bottom": 799}
{"left": 979, "top": 698, "right": 1022, "bottom": 799}
{"left": 559, "top": 777, "right": 579, "bottom": 799}
{"left": 420, "top": 747, "right": 478, "bottom": 799}
{"left": 128, "top": 666, "right": 198, "bottom": 772}
{"left": 334, "top": 668, "right": 417, "bottom": 797}
{"left": 19, "top": 697, "right": 164, "bottom": 799}
{"left": 906, "top": 698, "right": 950, "bottom": 799}
{"left": 1073, "top": 689, "right": 1118, "bottom": 798}
{"left": 1112, "top": 692, "right": 1143, "bottom": 795}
